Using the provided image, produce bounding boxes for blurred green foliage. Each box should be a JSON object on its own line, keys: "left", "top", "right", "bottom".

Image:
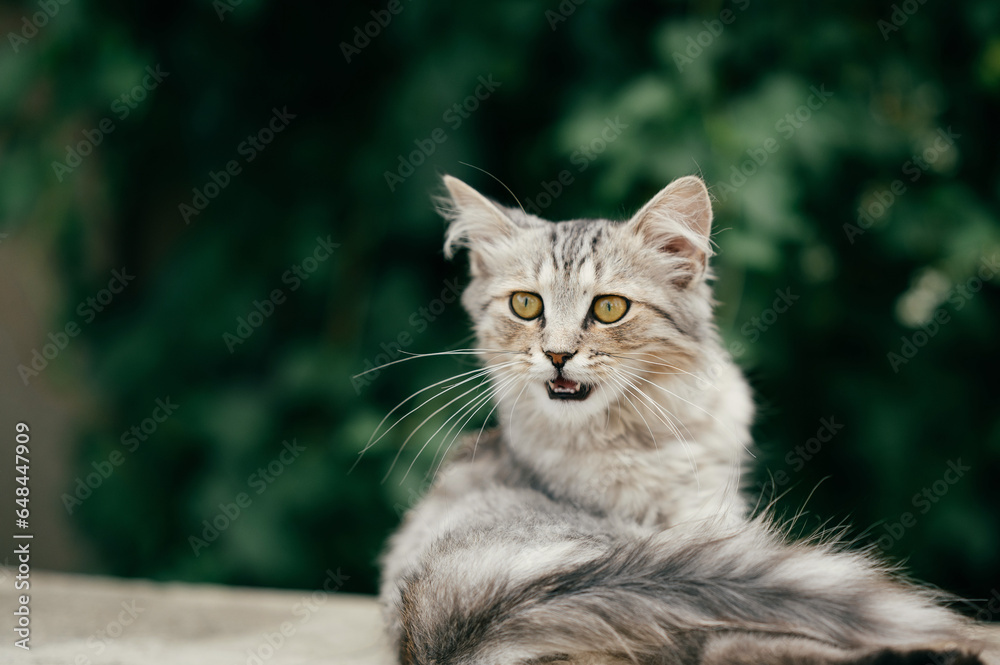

{"left": 2, "top": 0, "right": 998, "bottom": 601}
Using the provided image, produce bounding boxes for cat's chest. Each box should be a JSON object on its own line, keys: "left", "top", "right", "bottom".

{"left": 530, "top": 446, "right": 703, "bottom": 528}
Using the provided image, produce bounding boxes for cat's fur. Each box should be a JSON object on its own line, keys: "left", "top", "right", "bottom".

{"left": 378, "top": 175, "right": 983, "bottom": 665}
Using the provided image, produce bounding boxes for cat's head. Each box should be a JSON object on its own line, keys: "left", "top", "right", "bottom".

{"left": 439, "top": 175, "right": 718, "bottom": 424}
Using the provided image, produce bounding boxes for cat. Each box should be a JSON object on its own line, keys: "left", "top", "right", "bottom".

{"left": 376, "top": 174, "right": 985, "bottom": 665}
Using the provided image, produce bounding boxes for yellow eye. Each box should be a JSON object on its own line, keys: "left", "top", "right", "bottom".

{"left": 593, "top": 295, "right": 629, "bottom": 323}
{"left": 510, "top": 292, "right": 543, "bottom": 320}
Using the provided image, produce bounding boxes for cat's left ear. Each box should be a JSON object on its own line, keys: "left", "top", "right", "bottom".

{"left": 627, "top": 176, "right": 714, "bottom": 286}
{"left": 439, "top": 175, "right": 520, "bottom": 274}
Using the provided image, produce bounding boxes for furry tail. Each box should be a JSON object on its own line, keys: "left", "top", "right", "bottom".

{"left": 391, "top": 516, "right": 976, "bottom": 665}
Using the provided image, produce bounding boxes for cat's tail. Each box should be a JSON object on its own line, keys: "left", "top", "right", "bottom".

{"left": 391, "top": 515, "right": 979, "bottom": 665}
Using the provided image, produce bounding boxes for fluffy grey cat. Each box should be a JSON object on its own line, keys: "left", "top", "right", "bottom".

{"left": 377, "top": 175, "right": 984, "bottom": 665}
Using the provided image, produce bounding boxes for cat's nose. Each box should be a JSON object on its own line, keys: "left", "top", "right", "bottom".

{"left": 544, "top": 350, "right": 576, "bottom": 368}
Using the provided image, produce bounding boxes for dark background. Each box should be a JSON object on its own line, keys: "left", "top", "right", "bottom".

{"left": 1, "top": 0, "right": 998, "bottom": 611}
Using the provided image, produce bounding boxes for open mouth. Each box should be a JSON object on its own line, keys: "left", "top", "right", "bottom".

{"left": 545, "top": 377, "right": 592, "bottom": 401}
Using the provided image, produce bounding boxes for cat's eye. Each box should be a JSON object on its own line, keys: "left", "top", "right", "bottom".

{"left": 510, "top": 292, "right": 543, "bottom": 320}
{"left": 593, "top": 295, "right": 629, "bottom": 324}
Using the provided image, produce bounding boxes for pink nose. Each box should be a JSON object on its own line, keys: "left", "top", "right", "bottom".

{"left": 544, "top": 351, "right": 575, "bottom": 368}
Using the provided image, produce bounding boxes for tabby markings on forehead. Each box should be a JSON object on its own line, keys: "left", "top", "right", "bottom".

{"left": 569, "top": 222, "right": 593, "bottom": 260}
{"left": 590, "top": 227, "right": 603, "bottom": 252}
{"left": 555, "top": 222, "right": 589, "bottom": 274}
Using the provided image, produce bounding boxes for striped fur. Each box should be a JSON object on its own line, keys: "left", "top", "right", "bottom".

{"left": 378, "top": 176, "right": 982, "bottom": 665}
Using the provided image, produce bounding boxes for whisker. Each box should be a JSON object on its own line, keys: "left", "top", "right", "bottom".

{"left": 469, "top": 376, "right": 524, "bottom": 463}
{"left": 612, "top": 375, "right": 703, "bottom": 494}
{"left": 421, "top": 369, "right": 521, "bottom": 476}
{"left": 398, "top": 348, "right": 516, "bottom": 359}
{"left": 616, "top": 362, "right": 686, "bottom": 377}
{"left": 382, "top": 376, "right": 505, "bottom": 483}
{"left": 458, "top": 161, "right": 527, "bottom": 215}
{"left": 356, "top": 361, "right": 522, "bottom": 459}
{"left": 507, "top": 381, "right": 530, "bottom": 433}
{"left": 615, "top": 370, "right": 696, "bottom": 442}
{"left": 617, "top": 367, "right": 752, "bottom": 457}
{"left": 612, "top": 372, "right": 701, "bottom": 488}
{"left": 613, "top": 373, "right": 683, "bottom": 443}
{"left": 352, "top": 348, "right": 523, "bottom": 378}
{"left": 611, "top": 382, "right": 624, "bottom": 427}
{"left": 443, "top": 332, "right": 479, "bottom": 350}
{"left": 404, "top": 369, "right": 520, "bottom": 483}
{"left": 603, "top": 384, "right": 613, "bottom": 430}
{"left": 605, "top": 374, "right": 661, "bottom": 459}
{"left": 610, "top": 352, "right": 719, "bottom": 391}
{"left": 439, "top": 375, "right": 522, "bottom": 476}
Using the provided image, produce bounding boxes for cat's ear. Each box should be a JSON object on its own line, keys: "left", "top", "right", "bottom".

{"left": 439, "top": 175, "right": 519, "bottom": 269}
{"left": 627, "top": 176, "right": 714, "bottom": 286}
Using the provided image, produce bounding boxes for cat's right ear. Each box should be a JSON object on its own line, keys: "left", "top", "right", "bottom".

{"left": 438, "top": 176, "right": 519, "bottom": 272}
{"left": 627, "top": 175, "right": 714, "bottom": 287}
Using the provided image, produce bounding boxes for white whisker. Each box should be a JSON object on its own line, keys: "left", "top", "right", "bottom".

{"left": 507, "top": 381, "right": 530, "bottom": 434}
{"left": 615, "top": 370, "right": 696, "bottom": 443}
{"left": 413, "top": 369, "right": 522, "bottom": 481}
{"left": 470, "top": 376, "right": 525, "bottom": 463}
{"left": 439, "top": 375, "right": 523, "bottom": 476}
{"left": 429, "top": 369, "right": 521, "bottom": 467}
{"left": 352, "top": 348, "right": 523, "bottom": 378}
{"left": 616, "top": 362, "right": 686, "bottom": 377}
{"left": 382, "top": 377, "right": 501, "bottom": 483}
{"left": 605, "top": 374, "right": 661, "bottom": 459}
{"left": 357, "top": 361, "right": 522, "bottom": 459}
{"left": 611, "top": 352, "right": 719, "bottom": 391}
{"left": 403, "top": 370, "right": 520, "bottom": 483}
{"left": 617, "top": 367, "right": 751, "bottom": 457}
{"left": 612, "top": 372, "right": 701, "bottom": 489}
{"left": 603, "top": 384, "right": 613, "bottom": 430}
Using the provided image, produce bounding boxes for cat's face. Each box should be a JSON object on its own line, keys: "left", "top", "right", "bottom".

{"left": 441, "top": 175, "right": 716, "bottom": 425}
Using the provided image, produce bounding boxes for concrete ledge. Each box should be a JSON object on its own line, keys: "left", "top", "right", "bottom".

{"left": 2, "top": 571, "right": 998, "bottom": 664}
{"left": 1, "top": 570, "right": 392, "bottom": 664}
